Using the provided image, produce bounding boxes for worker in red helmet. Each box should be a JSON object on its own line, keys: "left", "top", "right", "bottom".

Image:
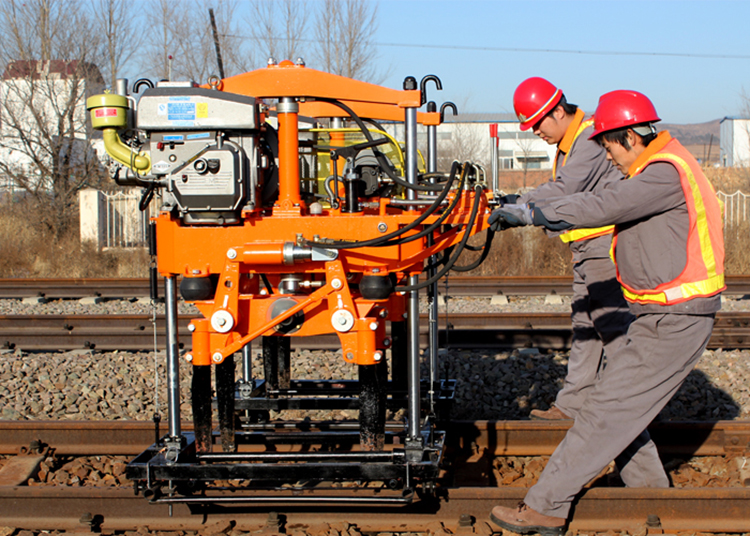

{"left": 489, "top": 90, "right": 724, "bottom": 535}
{"left": 506, "top": 77, "right": 635, "bottom": 425}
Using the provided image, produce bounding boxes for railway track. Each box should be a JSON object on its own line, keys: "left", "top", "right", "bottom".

{"left": 1, "top": 311, "right": 749, "bottom": 351}
{"left": 0, "top": 420, "right": 748, "bottom": 533}
{"left": 3, "top": 275, "right": 750, "bottom": 299}
{"left": 2, "top": 279, "right": 749, "bottom": 531}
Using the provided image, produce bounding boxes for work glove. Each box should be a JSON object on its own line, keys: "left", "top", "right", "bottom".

{"left": 488, "top": 203, "right": 534, "bottom": 231}
{"left": 497, "top": 194, "right": 520, "bottom": 206}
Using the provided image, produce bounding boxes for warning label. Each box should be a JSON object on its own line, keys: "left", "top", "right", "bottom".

{"left": 196, "top": 102, "right": 208, "bottom": 118}
{"left": 168, "top": 102, "right": 196, "bottom": 121}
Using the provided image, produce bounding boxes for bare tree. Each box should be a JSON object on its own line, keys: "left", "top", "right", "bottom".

{"left": 92, "top": 0, "right": 142, "bottom": 89}
{"left": 142, "top": 0, "right": 188, "bottom": 80}
{"left": 436, "top": 121, "right": 487, "bottom": 172}
{"left": 143, "top": 0, "right": 252, "bottom": 84}
{"left": 0, "top": 0, "right": 107, "bottom": 236}
{"left": 312, "top": 0, "right": 381, "bottom": 82}
{"left": 245, "top": 0, "right": 308, "bottom": 64}
{"left": 514, "top": 132, "right": 539, "bottom": 190}
{"left": 210, "top": 0, "right": 256, "bottom": 76}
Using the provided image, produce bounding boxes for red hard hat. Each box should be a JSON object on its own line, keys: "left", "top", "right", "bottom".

{"left": 513, "top": 77, "right": 563, "bottom": 131}
{"left": 589, "top": 90, "right": 661, "bottom": 139}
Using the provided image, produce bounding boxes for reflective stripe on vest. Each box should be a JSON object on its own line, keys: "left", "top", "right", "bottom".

{"left": 555, "top": 118, "right": 615, "bottom": 243}
{"left": 614, "top": 140, "right": 725, "bottom": 305}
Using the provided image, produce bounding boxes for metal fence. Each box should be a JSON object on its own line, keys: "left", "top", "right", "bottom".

{"left": 105, "top": 190, "right": 152, "bottom": 248}
{"left": 717, "top": 191, "right": 750, "bottom": 228}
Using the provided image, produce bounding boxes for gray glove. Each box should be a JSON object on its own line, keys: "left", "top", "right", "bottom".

{"left": 488, "top": 203, "right": 533, "bottom": 231}
{"left": 497, "top": 194, "right": 520, "bottom": 206}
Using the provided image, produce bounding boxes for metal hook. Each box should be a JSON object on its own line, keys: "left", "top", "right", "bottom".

{"left": 420, "top": 75, "right": 442, "bottom": 106}
{"left": 133, "top": 78, "right": 154, "bottom": 94}
{"left": 440, "top": 102, "right": 458, "bottom": 123}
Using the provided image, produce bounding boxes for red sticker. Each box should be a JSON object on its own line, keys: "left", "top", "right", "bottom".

{"left": 95, "top": 108, "right": 118, "bottom": 118}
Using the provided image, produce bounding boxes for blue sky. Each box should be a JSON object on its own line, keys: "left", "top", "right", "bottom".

{"left": 373, "top": 0, "right": 750, "bottom": 124}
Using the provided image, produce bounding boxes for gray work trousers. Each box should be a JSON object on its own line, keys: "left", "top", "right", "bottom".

{"left": 525, "top": 313, "right": 715, "bottom": 518}
{"left": 555, "top": 257, "right": 634, "bottom": 415}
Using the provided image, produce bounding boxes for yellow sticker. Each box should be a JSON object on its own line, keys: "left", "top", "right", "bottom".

{"left": 196, "top": 102, "right": 208, "bottom": 118}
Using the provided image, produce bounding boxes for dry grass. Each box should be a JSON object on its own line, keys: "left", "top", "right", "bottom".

{"left": 1, "top": 166, "right": 749, "bottom": 278}
{"left": 723, "top": 221, "right": 750, "bottom": 275}
{"left": 705, "top": 167, "right": 750, "bottom": 193}
{"left": 459, "top": 228, "right": 573, "bottom": 276}
{"left": 0, "top": 199, "right": 148, "bottom": 278}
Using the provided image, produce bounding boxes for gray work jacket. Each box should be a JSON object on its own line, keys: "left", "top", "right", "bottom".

{"left": 535, "top": 159, "right": 721, "bottom": 316}
{"left": 519, "top": 114, "right": 622, "bottom": 263}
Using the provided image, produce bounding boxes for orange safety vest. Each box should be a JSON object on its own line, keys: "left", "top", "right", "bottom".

{"left": 612, "top": 135, "right": 725, "bottom": 305}
{"left": 553, "top": 111, "right": 615, "bottom": 243}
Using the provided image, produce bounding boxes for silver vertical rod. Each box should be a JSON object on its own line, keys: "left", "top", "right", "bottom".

{"left": 242, "top": 343, "right": 253, "bottom": 384}
{"left": 405, "top": 105, "right": 421, "bottom": 440}
{"left": 164, "top": 275, "right": 181, "bottom": 438}
{"left": 426, "top": 116, "right": 439, "bottom": 413}
{"left": 491, "top": 129, "right": 499, "bottom": 196}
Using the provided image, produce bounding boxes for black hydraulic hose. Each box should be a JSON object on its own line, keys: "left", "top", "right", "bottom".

{"left": 451, "top": 229, "right": 495, "bottom": 272}
{"left": 419, "top": 172, "right": 451, "bottom": 182}
{"left": 360, "top": 117, "right": 451, "bottom": 186}
{"left": 260, "top": 274, "right": 274, "bottom": 295}
{"left": 314, "top": 97, "right": 445, "bottom": 192}
{"left": 423, "top": 246, "right": 452, "bottom": 271}
{"left": 396, "top": 184, "right": 484, "bottom": 292}
{"left": 306, "top": 161, "right": 463, "bottom": 250}
{"left": 363, "top": 117, "right": 387, "bottom": 132}
{"left": 379, "top": 164, "right": 471, "bottom": 247}
{"left": 139, "top": 182, "right": 156, "bottom": 211}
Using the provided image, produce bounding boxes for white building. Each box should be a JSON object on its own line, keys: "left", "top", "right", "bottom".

{"left": 719, "top": 116, "right": 750, "bottom": 167}
{"left": 0, "top": 59, "right": 105, "bottom": 188}
{"left": 384, "top": 112, "right": 557, "bottom": 171}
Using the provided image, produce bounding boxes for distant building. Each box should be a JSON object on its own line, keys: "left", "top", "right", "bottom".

{"left": 0, "top": 59, "right": 106, "bottom": 185}
{"left": 719, "top": 116, "right": 750, "bottom": 167}
{"left": 383, "top": 112, "right": 557, "bottom": 171}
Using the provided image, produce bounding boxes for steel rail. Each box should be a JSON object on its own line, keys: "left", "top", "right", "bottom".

{"left": 1, "top": 420, "right": 748, "bottom": 457}
{"left": 1, "top": 312, "right": 749, "bottom": 351}
{"left": 1, "top": 486, "right": 749, "bottom": 533}
{"left": 1, "top": 275, "right": 750, "bottom": 299}
{"left": 0, "top": 421, "right": 750, "bottom": 535}
{"left": 0, "top": 420, "right": 749, "bottom": 532}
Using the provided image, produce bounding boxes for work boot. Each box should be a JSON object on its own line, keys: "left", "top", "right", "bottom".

{"left": 489, "top": 502, "right": 567, "bottom": 536}
{"left": 530, "top": 406, "right": 571, "bottom": 420}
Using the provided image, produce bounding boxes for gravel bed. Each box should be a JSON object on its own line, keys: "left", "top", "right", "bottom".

{"left": 1, "top": 296, "right": 747, "bottom": 536}
{"left": 1, "top": 296, "right": 749, "bottom": 422}
{"left": 10, "top": 451, "right": 747, "bottom": 491}
{"left": 490, "top": 454, "right": 749, "bottom": 489}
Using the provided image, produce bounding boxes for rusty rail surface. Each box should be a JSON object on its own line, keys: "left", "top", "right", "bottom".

{"left": 1, "top": 486, "right": 749, "bottom": 533}
{"left": 0, "top": 420, "right": 748, "bottom": 533}
{"left": 1, "top": 275, "right": 750, "bottom": 299}
{"left": 1, "top": 420, "right": 749, "bottom": 457}
{"left": 1, "top": 311, "right": 749, "bottom": 351}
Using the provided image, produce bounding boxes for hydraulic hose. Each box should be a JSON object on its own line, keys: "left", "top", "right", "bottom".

{"left": 451, "top": 228, "right": 495, "bottom": 272}
{"left": 379, "top": 163, "right": 472, "bottom": 247}
{"left": 307, "top": 161, "right": 463, "bottom": 250}
{"left": 396, "top": 184, "right": 484, "bottom": 292}
{"left": 314, "top": 97, "right": 445, "bottom": 192}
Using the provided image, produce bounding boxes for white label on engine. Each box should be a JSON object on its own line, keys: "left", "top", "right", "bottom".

{"left": 168, "top": 102, "right": 196, "bottom": 121}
